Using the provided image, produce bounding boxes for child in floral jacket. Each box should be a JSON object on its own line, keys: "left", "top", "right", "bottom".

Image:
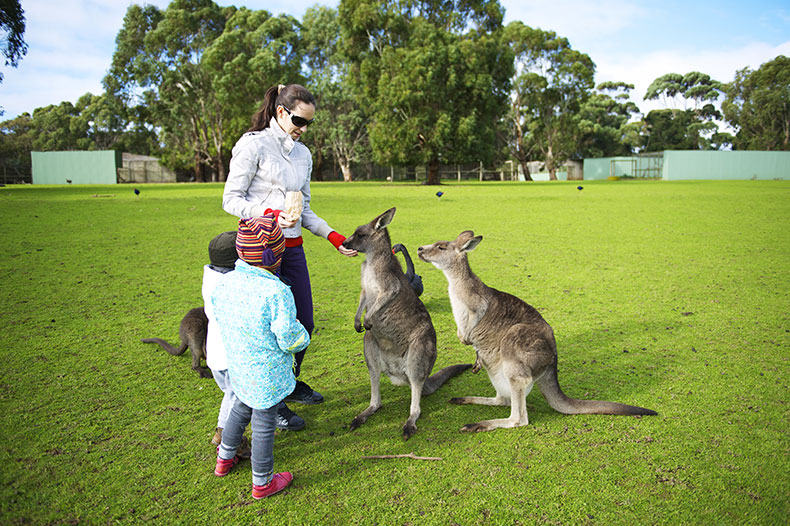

{"left": 211, "top": 213, "right": 309, "bottom": 500}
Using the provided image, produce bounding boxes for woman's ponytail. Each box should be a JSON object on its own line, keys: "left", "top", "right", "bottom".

{"left": 247, "top": 84, "right": 316, "bottom": 133}
{"left": 247, "top": 85, "right": 281, "bottom": 132}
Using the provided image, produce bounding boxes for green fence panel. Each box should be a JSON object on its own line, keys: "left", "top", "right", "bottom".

{"left": 31, "top": 151, "right": 122, "bottom": 185}
{"left": 662, "top": 150, "right": 790, "bottom": 180}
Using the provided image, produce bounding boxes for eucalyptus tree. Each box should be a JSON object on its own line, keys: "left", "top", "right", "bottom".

{"left": 578, "top": 81, "right": 641, "bottom": 158}
{"left": 339, "top": 0, "right": 512, "bottom": 185}
{"left": 106, "top": 0, "right": 304, "bottom": 181}
{"left": 106, "top": 0, "right": 230, "bottom": 181}
{"left": 301, "top": 6, "right": 369, "bottom": 181}
{"left": 643, "top": 71, "right": 730, "bottom": 150}
{"left": 0, "top": 112, "right": 32, "bottom": 178}
{"left": 504, "top": 22, "right": 595, "bottom": 180}
{"left": 28, "top": 102, "right": 86, "bottom": 152}
{"left": 722, "top": 55, "right": 790, "bottom": 151}
{"left": 0, "top": 0, "right": 27, "bottom": 86}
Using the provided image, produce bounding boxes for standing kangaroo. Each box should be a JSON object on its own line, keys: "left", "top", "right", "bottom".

{"left": 342, "top": 208, "right": 471, "bottom": 439}
{"left": 141, "top": 307, "right": 212, "bottom": 379}
{"left": 418, "top": 231, "right": 657, "bottom": 432}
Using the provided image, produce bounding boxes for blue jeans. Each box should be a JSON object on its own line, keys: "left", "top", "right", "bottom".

{"left": 218, "top": 398, "right": 278, "bottom": 486}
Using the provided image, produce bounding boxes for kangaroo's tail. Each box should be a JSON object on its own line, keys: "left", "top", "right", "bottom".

{"left": 140, "top": 338, "right": 188, "bottom": 356}
{"left": 423, "top": 363, "right": 472, "bottom": 396}
{"left": 393, "top": 243, "right": 424, "bottom": 296}
{"left": 538, "top": 364, "right": 657, "bottom": 416}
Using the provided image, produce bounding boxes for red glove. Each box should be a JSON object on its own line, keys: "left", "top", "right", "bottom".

{"left": 327, "top": 231, "right": 346, "bottom": 250}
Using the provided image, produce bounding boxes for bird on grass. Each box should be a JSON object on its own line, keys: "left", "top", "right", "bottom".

{"left": 134, "top": 188, "right": 140, "bottom": 196}
{"left": 577, "top": 186, "right": 583, "bottom": 191}
{"left": 436, "top": 191, "right": 444, "bottom": 200}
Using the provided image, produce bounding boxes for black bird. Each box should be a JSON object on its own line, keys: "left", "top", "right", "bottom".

{"left": 577, "top": 186, "right": 583, "bottom": 191}
{"left": 134, "top": 188, "right": 140, "bottom": 195}
{"left": 392, "top": 243, "right": 424, "bottom": 297}
{"left": 436, "top": 191, "right": 444, "bottom": 198}
{"left": 66, "top": 179, "right": 72, "bottom": 184}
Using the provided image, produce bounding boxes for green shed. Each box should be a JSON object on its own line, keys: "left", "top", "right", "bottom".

{"left": 31, "top": 151, "right": 123, "bottom": 185}
{"left": 583, "top": 151, "right": 790, "bottom": 181}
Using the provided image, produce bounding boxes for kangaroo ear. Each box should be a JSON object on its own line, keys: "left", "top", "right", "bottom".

{"left": 460, "top": 235, "right": 482, "bottom": 252}
{"left": 373, "top": 207, "right": 396, "bottom": 231}
{"left": 456, "top": 230, "right": 474, "bottom": 244}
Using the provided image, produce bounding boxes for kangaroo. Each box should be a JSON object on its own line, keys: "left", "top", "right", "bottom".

{"left": 418, "top": 231, "right": 657, "bottom": 432}
{"left": 342, "top": 208, "right": 472, "bottom": 439}
{"left": 141, "top": 307, "right": 212, "bottom": 379}
{"left": 392, "top": 243, "right": 424, "bottom": 296}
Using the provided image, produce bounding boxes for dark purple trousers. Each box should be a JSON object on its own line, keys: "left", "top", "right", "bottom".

{"left": 279, "top": 245, "right": 313, "bottom": 378}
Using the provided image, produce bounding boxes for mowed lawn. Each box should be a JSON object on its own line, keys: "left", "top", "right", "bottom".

{"left": 0, "top": 180, "right": 787, "bottom": 525}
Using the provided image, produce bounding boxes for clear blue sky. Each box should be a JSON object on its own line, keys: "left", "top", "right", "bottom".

{"left": 1, "top": 0, "right": 788, "bottom": 120}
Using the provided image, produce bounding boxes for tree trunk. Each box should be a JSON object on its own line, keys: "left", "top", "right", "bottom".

{"left": 313, "top": 150, "right": 324, "bottom": 181}
{"left": 546, "top": 144, "right": 557, "bottom": 181}
{"left": 216, "top": 150, "right": 226, "bottom": 182}
{"left": 339, "top": 157, "right": 353, "bottom": 182}
{"left": 517, "top": 151, "right": 533, "bottom": 182}
{"left": 194, "top": 152, "right": 204, "bottom": 183}
{"left": 426, "top": 158, "right": 441, "bottom": 185}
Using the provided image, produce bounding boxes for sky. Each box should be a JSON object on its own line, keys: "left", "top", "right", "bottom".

{"left": 1, "top": 0, "right": 789, "bottom": 121}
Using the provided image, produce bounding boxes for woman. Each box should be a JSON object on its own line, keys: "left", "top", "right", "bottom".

{"left": 223, "top": 84, "right": 357, "bottom": 431}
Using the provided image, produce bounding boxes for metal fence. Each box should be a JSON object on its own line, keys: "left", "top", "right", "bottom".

{"left": 314, "top": 161, "right": 519, "bottom": 182}
{"left": 117, "top": 160, "right": 177, "bottom": 183}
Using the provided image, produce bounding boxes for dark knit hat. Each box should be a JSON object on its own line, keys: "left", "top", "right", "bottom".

{"left": 208, "top": 231, "right": 238, "bottom": 269}
{"left": 236, "top": 214, "right": 285, "bottom": 273}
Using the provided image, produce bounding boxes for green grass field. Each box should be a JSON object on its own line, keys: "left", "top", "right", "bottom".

{"left": 1, "top": 180, "right": 788, "bottom": 525}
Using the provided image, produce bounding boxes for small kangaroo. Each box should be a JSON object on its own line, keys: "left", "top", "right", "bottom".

{"left": 342, "top": 208, "right": 472, "bottom": 439}
{"left": 418, "top": 231, "right": 657, "bottom": 432}
{"left": 141, "top": 307, "right": 212, "bottom": 379}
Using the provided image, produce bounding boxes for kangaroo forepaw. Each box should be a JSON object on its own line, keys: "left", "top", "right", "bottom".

{"left": 363, "top": 321, "right": 372, "bottom": 331}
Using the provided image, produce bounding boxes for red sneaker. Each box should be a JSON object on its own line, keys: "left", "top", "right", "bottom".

{"left": 252, "top": 472, "right": 293, "bottom": 499}
{"left": 214, "top": 456, "right": 239, "bottom": 477}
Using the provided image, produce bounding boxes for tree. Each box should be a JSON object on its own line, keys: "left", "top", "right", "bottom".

{"left": 107, "top": 1, "right": 305, "bottom": 181}
{"left": 28, "top": 102, "right": 87, "bottom": 151}
{"left": 0, "top": 0, "right": 27, "bottom": 84}
{"left": 107, "top": 0, "right": 232, "bottom": 181}
{"left": 202, "top": 7, "right": 304, "bottom": 169}
{"left": 504, "top": 22, "right": 595, "bottom": 180}
{"left": 722, "top": 55, "right": 790, "bottom": 150}
{"left": 578, "top": 81, "right": 641, "bottom": 158}
{"left": 643, "top": 71, "right": 731, "bottom": 150}
{"left": 339, "top": 0, "right": 512, "bottom": 185}
{"left": 302, "top": 6, "right": 369, "bottom": 182}
{"left": 72, "top": 93, "right": 160, "bottom": 154}
{"left": 0, "top": 112, "right": 32, "bottom": 179}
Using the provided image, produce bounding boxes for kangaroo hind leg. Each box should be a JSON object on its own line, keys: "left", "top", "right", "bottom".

{"left": 459, "top": 370, "right": 533, "bottom": 433}
{"left": 350, "top": 332, "right": 383, "bottom": 431}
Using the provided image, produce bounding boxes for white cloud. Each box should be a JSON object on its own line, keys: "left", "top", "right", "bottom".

{"left": 502, "top": 0, "right": 653, "bottom": 43}
{"left": 597, "top": 40, "right": 790, "bottom": 114}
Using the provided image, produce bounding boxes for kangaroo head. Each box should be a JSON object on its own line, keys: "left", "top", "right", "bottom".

{"left": 342, "top": 207, "right": 396, "bottom": 254}
{"left": 418, "top": 230, "right": 482, "bottom": 270}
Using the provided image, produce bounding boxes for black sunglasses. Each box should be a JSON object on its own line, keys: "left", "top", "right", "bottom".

{"left": 281, "top": 105, "right": 315, "bottom": 127}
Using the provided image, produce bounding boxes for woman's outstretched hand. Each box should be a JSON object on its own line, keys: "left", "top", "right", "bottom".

{"left": 337, "top": 245, "right": 358, "bottom": 257}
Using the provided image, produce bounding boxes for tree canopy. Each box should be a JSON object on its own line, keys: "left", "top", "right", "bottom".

{"left": 2, "top": 1, "right": 786, "bottom": 183}
{"left": 722, "top": 55, "right": 790, "bottom": 151}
